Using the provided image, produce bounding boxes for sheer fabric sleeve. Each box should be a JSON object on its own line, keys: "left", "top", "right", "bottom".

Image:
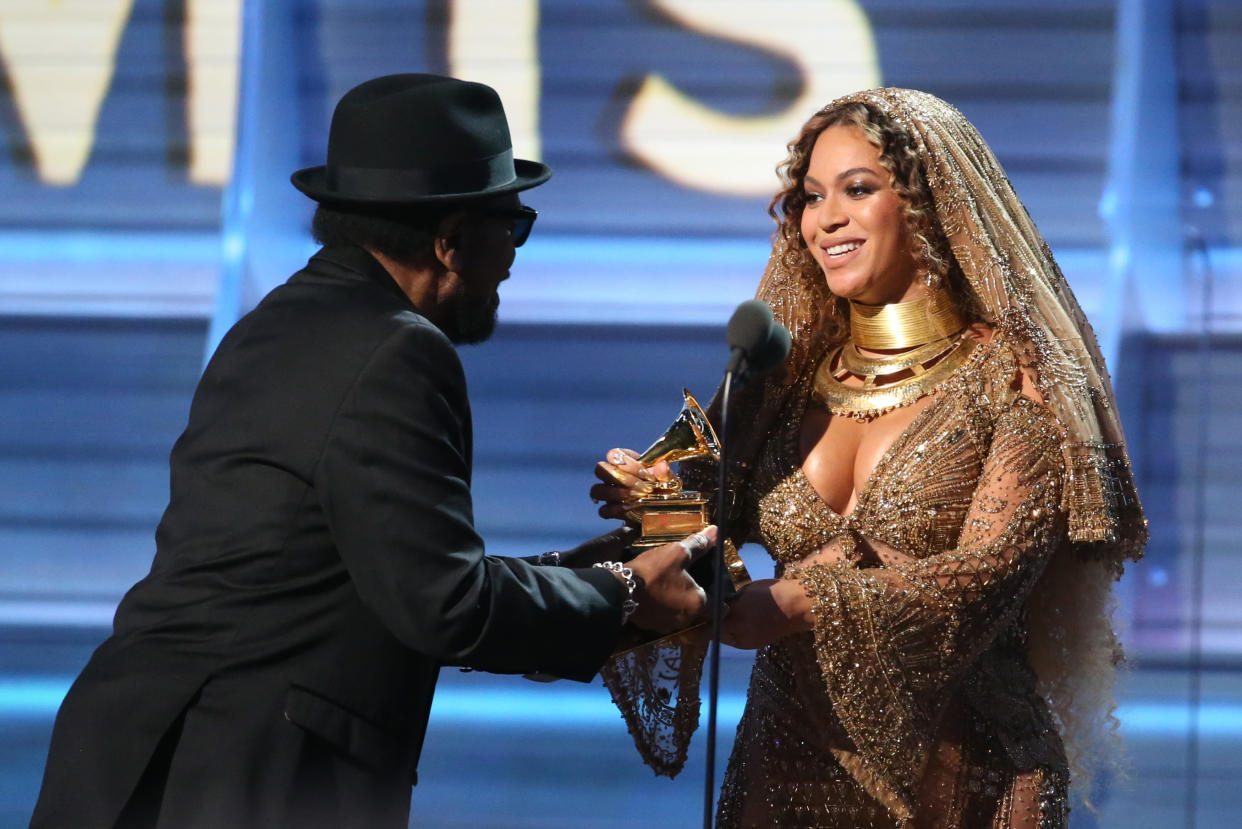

{"left": 598, "top": 460, "right": 729, "bottom": 779}
{"left": 792, "top": 396, "right": 1066, "bottom": 819}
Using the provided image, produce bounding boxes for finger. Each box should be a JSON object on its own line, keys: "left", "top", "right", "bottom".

{"left": 607, "top": 449, "right": 655, "bottom": 483}
{"left": 608, "top": 447, "right": 640, "bottom": 463}
{"left": 593, "top": 494, "right": 646, "bottom": 519}
{"left": 597, "top": 503, "right": 632, "bottom": 521}
{"left": 594, "top": 462, "right": 652, "bottom": 491}
{"left": 675, "top": 525, "right": 718, "bottom": 564}
{"left": 557, "top": 526, "right": 638, "bottom": 569}
{"left": 686, "top": 584, "right": 709, "bottom": 625}
{"left": 589, "top": 482, "right": 633, "bottom": 504}
{"left": 604, "top": 448, "right": 642, "bottom": 472}
{"left": 593, "top": 461, "right": 627, "bottom": 486}
{"left": 635, "top": 459, "right": 675, "bottom": 484}
{"left": 594, "top": 524, "right": 638, "bottom": 546}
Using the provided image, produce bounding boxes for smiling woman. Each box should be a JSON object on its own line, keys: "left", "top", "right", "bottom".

{"left": 776, "top": 100, "right": 985, "bottom": 348}
{"left": 593, "top": 88, "right": 1148, "bottom": 829}
{"left": 799, "top": 126, "right": 920, "bottom": 305}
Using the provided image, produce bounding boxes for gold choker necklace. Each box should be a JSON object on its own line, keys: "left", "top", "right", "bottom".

{"left": 813, "top": 335, "right": 977, "bottom": 420}
{"left": 838, "top": 334, "right": 960, "bottom": 380}
{"left": 849, "top": 292, "right": 965, "bottom": 350}
{"left": 812, "top": 291, "right": 974, "bottom": 420}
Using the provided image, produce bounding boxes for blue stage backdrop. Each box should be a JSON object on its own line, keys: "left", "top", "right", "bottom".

{"left": 0, "top": 2, "right": 1240, "bottom": 827}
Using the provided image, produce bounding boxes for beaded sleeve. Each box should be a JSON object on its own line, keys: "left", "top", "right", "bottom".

{"left": 793, "top": 396, "right": 1066, "bottom": 819}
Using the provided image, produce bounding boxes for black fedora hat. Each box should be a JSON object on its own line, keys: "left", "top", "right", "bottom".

{"left": 291, "top": 74, "right": 551, "bottom": 205}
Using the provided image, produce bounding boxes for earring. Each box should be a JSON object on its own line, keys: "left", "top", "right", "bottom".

{"left": 921, "top": 267, "right": 944, "bottom": 290}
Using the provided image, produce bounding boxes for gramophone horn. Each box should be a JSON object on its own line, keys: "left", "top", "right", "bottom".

{"left": 637, "top": 389, "right": 721, "bottom": 466}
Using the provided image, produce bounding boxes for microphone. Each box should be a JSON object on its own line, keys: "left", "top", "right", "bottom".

{"left": 701, "top": 299, "right": 791, "bottom": 828}
{"left": 725, "top": 299, "right": 792, "bottom": 383}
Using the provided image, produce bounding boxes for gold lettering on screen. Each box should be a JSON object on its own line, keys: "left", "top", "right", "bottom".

{"left": 620, "top": 0, "right": 880, "bottom": 196}
{"left": 449, "top": 0, "right": 542, "bottom": 162}
{"left": 0, "top": 0, "right": 240, "bottom": 186}
{"left": 0, "top": 0, "right": 136, "bottom": 185}
{"left": 0, "top": 1, "right": 876, "bottom": 195}
{"left": 185, "top": 0, "right": 241, "bottom": 184}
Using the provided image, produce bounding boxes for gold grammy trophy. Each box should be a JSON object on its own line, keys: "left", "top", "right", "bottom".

{"left": 626, "top": 389, "right": 751, "bottom": 591}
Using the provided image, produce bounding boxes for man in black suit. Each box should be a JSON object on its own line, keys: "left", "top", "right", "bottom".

{"left": 31, "top": 74, "right": 711, "bottom": 829}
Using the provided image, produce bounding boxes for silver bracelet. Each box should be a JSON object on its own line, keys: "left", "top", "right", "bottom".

{"left": 536, "top": 550, "right": 561, "bottom": 566}
{"left": 593, "top": 561, "right": 638, "bottom": 624}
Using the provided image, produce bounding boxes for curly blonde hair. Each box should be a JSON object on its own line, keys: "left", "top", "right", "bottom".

{"left": 768, "top": 101, "right": 983, "bottom": 344}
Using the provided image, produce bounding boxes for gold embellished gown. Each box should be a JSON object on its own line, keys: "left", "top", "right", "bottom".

{"left": 715, "top": 333, "right": 1070, "bottom": 828}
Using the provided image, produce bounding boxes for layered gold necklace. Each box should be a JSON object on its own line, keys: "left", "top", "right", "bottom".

{"left": 812, "top": 290, "right": 977, "bottom": 419}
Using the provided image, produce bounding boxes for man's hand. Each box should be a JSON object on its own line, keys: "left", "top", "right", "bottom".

{"left": 554, "top": 526, "right": 638, "bottom": 568}
{"left": 624, "top": 526, "right": 716, "bottom": 633}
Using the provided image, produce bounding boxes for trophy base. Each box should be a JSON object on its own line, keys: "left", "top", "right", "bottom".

{"left": 625, "top": 493, "right": 710, "bottom": 550}
{"left": 624, "top": 491, "right": 752, "bottom": 591}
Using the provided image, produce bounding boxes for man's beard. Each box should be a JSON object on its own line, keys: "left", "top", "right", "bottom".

{"left": 441, "top": 291, "right": 499, "bottom": 345}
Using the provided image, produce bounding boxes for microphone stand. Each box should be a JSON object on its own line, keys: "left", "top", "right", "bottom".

{"left": 702, "top": 365, "right": 736, "bottom": 829}
{"left": 697, "top": 299, "right": 786, "bottom": 826}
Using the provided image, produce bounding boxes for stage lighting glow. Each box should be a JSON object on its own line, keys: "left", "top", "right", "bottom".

{"left": 6, "top": 677, "right": 1242, "bottom": 740}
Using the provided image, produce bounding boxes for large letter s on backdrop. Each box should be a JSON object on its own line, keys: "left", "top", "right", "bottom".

{"left": 621, "top": 0, "right": 880, "bottom": 196}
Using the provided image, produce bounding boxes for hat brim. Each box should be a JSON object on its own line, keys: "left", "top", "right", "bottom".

{"left": 290, "top": 158, "right": 552, "bottom": 205}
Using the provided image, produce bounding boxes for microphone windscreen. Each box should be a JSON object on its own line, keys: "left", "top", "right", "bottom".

{"left": 750, "top": 322, "right": 792, "bottom": 376}
{"left": 726, "top": 300, "right": 775, "bottom": 354}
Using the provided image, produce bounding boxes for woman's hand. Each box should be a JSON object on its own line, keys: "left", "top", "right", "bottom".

{"left": 719, "top": 578, "right": 814, "bottom": 650}
{"left": 590, "top": 448, "right": 676, "bottom": 520}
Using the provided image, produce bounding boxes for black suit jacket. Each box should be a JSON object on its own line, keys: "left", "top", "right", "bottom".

{"left": 31, "top": 247, "right": 624, "bottom": 828}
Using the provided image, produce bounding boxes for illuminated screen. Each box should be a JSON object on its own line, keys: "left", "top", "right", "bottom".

{"left": 0, "top": 0, "right": 1148, "bottom": 323}
{"left": 0, "top": 0, "right": 1119, "bottom": 237}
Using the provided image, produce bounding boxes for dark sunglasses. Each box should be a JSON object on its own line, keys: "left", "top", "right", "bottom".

{"left": 476, "top": 205, "right": 538, "bottom": 247}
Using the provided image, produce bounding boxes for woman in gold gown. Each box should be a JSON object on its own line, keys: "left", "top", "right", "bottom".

{"left": 592, "top": 88, "right": 1147, "bottom": 828}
